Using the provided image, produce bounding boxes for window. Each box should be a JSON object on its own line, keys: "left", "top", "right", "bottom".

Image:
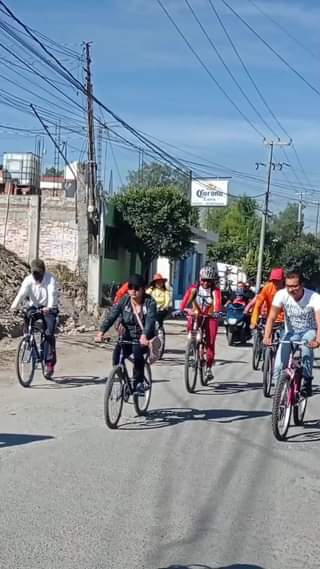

{"left": 104, "top": 227, "right": 119, "bottom": 260}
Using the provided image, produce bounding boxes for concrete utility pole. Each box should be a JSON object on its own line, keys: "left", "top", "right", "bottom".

{"left": 255, "top": 138, "right": 291, "bottom": 290}
{"left": 297, "top": 192, "right": 304, "bottom": 237}
{"left": 316, "top": 201, "right": 320, "bottom": 238}
{"left": 84, "top": 42, "right": 102, "bottom": 312}
{"left": 85, "top": 41, "right": 99, "bottom": 255}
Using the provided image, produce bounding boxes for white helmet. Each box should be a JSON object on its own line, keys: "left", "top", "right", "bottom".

{"left": 199, "top": 265, "right": 218, "bottom": 281}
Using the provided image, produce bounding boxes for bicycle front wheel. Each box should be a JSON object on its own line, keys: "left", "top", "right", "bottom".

{"left": 16, "top": 337, "right": 36, "bottom": 387}
{"left": 272, "top": 372, "right": 292, "bottom": 441}
{"left": 104, "top": 366, "right": 124, "bottom": 429}
{"left": 184, "top": 338, "right": 198, "bottom": 393}
{"left": 158, "top": 326, "right": 166, "bottom": 360}
{"left": 262, "top": 347, "right": 273, "bottom": 398}
{"left": 133, "top": 362, "right": 152, "bottom": 416}
{"left": 252, "top": 333, "right": 262, "bottom": 370}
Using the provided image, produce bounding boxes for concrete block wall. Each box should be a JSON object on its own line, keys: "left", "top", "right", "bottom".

{"left": 0, "top": 193, "right": 80, "bottom": 271}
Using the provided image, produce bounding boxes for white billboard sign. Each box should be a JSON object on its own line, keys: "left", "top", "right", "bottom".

{"left": 191, "top": 178, "right": 229, "bottom": 207}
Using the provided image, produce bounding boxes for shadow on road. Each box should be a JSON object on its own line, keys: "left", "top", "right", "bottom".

{"left": 0, "top": 433, "right": 54, "bottom": 448}
{"left": 195, "top": 381, "right": 261, "bottom": 396}
{"left": 119, "top": 406, "right": 271, "bottom": 431}
{"left": 160, "top": 564, "right": 264, "bottom": 569}
{"left": 286, "top": 420, "right": 320, "bottom": 443}
{"left": 31, "top": 375, "right": 106, "bottom": 389}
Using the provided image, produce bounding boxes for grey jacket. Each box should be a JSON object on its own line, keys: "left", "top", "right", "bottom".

{"left": 100, "top": 294, "right": 157, "bottom": 340}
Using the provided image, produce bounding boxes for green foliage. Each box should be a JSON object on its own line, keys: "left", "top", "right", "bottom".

{"left": 112, "top": 185, "right": 194, "bottom": 274}
{"left": 44, "top": 166, "right": 64, "bottom": 177}
{"left": 125, "top": 162, "right": 189, "bottom": 194}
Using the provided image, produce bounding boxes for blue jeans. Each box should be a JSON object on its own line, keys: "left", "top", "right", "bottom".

{"left": 273, "top": 329, "right": 316, "bottom": 385}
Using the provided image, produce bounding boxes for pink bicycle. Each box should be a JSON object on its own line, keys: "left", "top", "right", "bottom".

{"left": 272, "top": 340, "right": 311, "bottom": 441}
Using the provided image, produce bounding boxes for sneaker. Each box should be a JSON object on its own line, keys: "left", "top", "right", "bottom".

{"left": 301, "top": 377, "right": 312, "bottom": 398}
{"left": 206, "top": 367, "right": 214, "bottom": 381}
{"left": 134, "top": 382, "right": 145, "bottom": 397}
{"left": 44, "top": 363, "right": 54, "bottom": 380}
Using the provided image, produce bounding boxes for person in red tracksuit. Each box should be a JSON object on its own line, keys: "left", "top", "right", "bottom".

{"left": 180, "top": 265, "right": 222, "bottom": 381}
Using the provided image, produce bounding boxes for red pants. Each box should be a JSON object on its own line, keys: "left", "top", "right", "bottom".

{"left": 187, "top": 316, "right": 218, "bottom": 367}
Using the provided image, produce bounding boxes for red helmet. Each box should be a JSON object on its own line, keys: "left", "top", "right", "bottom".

{"left": 270, "top": 267, "right": 285, "bottom": 281}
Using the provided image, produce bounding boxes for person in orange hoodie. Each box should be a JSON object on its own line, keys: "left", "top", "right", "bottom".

{"left": 250, "top": 268, "right": 285, "bottom": 329}
{"left": 113, "top": 281, "right": 129, "bottom": 305}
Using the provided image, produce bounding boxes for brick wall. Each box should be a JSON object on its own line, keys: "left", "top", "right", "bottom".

{"left": 0, "top": 193, "right": 81, "bottom": 271}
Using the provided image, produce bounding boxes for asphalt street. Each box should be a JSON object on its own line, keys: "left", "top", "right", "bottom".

{"left": 0, "top": 324, "right": 320, "bottom": 569}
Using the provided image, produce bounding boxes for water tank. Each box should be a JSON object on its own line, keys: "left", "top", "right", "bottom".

{"left": 3, "top": 153, "right": 40, "bottom": 188}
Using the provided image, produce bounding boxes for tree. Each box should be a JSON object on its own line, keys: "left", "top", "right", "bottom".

{"left": 44, "top": 166, "right": 64, "bottom": 177}
{"left": 112, "top": 186, "right": 194, "bottom": 275}
{"left": 278, "top": 233, "right": 320, "bottom": 288}
{"left": 270, "top": 204, "right": 299, "bottom": 243}
{"left": 125, "top": 162, "right": 189, "bottom": 194}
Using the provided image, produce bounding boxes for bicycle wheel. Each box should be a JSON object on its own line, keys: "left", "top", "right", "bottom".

{"left": 272, "top": 372, "right": 292, "bottom": 441}
{"left": 262, "top": 347, "right": 273, "bottom": 398}
{"left": 158, "top": 326, "right": 166, "bottom": 360}
{"left": 293, "top": 375, "right": 308, "bottom": 426}
{"left": 133, "top": 362, "right": 152, "bottom": 416}
{"left": 16, "top": 337, "right": 36, "bottom": 387}
{"left": 252, "top": 333, "right": 262, "bottom": 370}
{"left": 184, "top": 338, "right": 198, "bottom": 393}
{"left": 104, "top": 366, "right": 124, "bottom": 429}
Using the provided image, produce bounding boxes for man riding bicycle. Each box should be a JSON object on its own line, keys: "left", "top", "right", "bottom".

{"left": 264, "top": 270, "right": 320, "bottom": 397}
{"left": 251, "top": 267, "right": 285, "bottom": 330}
{"left": 180, "top": 265, "right": 222, "bottom": 381}
{"left": 11, "top": 259, "right": 59, "bottom": 378}
{"left": 96, "top": 274, "right": 157, "bottom": 396}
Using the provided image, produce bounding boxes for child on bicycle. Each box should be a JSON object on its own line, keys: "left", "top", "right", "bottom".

{"left": 180, "top": 265, "right": 222, "bottom": 381}
{"left": 96, "top": 274, "right": 157, "bottom": 396}
{"left": 147, "top": 273, "right": 171, "bottom": 327}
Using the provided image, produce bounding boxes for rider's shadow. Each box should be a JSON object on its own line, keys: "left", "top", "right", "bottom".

{"left": 119, "top": 407, "right": 270, "bottom": 431}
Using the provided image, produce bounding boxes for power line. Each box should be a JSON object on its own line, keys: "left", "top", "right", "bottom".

{"left": 207, "top": 0, "right": 290, "bottom": 140}
{"left": 183, "top": 0, "right": 275, "bottom": 136}
{"left": 246, "top": 0, "right": 320, "bottom": 63}
{"left": 219, "top": 0, "right": 320, "bottom": 99}
{"left": 155, "top": 0, "right": 264, "bottom": 138}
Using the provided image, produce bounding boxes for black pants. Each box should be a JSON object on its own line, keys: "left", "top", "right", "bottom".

{"left": 26, "top": 308, "right": 58, "bottom": 365}
{"left": 113, "top": 341, "right": 148, "bottom": 382}
{"left": 157, "top": 309, "right": 169, "bottom": 328}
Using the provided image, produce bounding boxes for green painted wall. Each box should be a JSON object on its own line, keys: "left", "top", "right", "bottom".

{"left": 101, "top": 203, "right": 141, "bottom": 285}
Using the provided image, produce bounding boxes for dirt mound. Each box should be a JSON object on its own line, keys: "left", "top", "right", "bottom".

{"left": 0, "top": 250, "right": 98, "bottom": 340}
{"left": 0, "top": 245, "right": 29, "bottom": 338}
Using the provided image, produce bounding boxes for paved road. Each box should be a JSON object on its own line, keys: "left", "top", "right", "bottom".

{"left": 1, "top": 324, "right": 320, "bottom": 569}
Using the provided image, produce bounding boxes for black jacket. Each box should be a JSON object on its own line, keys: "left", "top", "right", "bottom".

{"left": 100, "top": 294, "right": 157, "bottom": 340}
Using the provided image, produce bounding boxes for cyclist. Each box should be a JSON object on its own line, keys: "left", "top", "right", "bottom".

{"left": 146, "top": 273, "right": 171, "bottom": 327}
{"left": 251, "top": 267, "right": 285, "bottom": 329}
{"left": 264, "top": 270, "right": 320, "bottom": 397}
{"left": 10, "top": 258, "right": 59, "bottom": 378}
{"left": 180, "top": 265, "right": 222, "bottom": 381}
{"left": 96, "top": 274, "right": 157, "bottom": 396}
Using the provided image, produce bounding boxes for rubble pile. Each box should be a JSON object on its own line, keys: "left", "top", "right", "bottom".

{"left": 0, "top": 245, "right": 29, "bottom": 338}
{"left": 0, "top": 248, "right": 100, "bottom": 340}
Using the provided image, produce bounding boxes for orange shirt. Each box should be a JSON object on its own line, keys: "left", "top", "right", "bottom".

{"left": 251, "top": 282, "right": 284, "bottom": 327}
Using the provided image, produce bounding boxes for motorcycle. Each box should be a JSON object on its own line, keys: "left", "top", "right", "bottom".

{"left": 224, "top": 302, "right": 251, "bottom": 346}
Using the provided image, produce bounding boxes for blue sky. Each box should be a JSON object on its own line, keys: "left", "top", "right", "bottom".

{"left": 2, "top": 0, "right": 320, "bottom": 228}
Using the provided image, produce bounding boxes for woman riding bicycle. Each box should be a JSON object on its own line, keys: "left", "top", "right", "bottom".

{"left": 96, "top": 274, "right": 157, "bottom": 396}
{"left": 180, "top": 265, "right": 222, "bottom": 381}
{"left": 146, "top": 273, "right": 171, "bottom": 327}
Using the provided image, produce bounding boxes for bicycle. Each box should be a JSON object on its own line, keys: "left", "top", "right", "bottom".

{"left": 155, "top": 320, "right": 166, "bottom": 360}
{"left": 272, "top": 340, "right": 311, "bottom": 441}
{"left": 252, "top": 318, "right": 266, "bottom": 370}
{"left": 262, "top": 324, "right": 282, "bottom": 398}
{"left": 184, "top": 311, "right": 224, "bottom": 393}
{"left": 104, "top": 338, "right": 152, "bottom": 429}
{"left": 16, "top": 309, "right": 47, "bottom": 387}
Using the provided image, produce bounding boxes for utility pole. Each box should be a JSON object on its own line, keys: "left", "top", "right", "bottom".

{"left": 316, "top": 201, "right": 320, "bottom": 238}
{"left": 255, "top": 138, "right": 291, "bottom": 290}
{"left": 85, "top": 41, "right": 98, "bottom": 255}
{"left": 297, "top": 192, "right": 304, "bottom": 237}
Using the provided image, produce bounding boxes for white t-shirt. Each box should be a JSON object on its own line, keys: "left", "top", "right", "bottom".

{"left": 11, "top": 272, "right": 59, "bottom": 310}
{"left": 195, "top": 285, "right": 213, "bottom": 311}
{"left": 273, "top": 287, "right": 320, "bottom": 332}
